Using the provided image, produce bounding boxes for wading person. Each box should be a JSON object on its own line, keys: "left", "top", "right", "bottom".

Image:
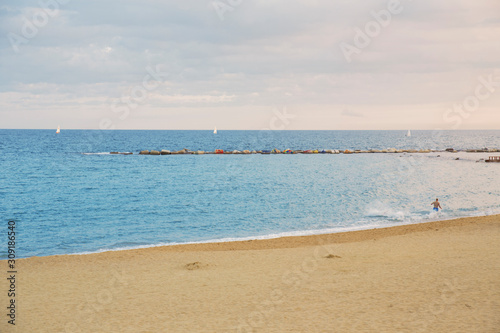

{"left": 431, "top": 198, "right": 442, "bottom": 212}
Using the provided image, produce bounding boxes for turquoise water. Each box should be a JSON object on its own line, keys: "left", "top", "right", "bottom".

{"left": 1, "top": 129, "right": 499, "bottom": 258}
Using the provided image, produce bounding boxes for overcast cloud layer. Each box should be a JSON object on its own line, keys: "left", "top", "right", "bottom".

{"left": 1, "top": 0, "right": 499, "bottom": 130}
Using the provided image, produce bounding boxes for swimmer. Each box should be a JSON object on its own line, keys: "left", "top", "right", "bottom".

{"left": 431, "top": 198, "right": 442, "bottom": 212}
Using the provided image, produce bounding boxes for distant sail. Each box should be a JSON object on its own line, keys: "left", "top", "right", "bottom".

{"left": 214, "top": 126, "right": 217, "bottom": 134}
{"left": 56, "top": 125, "right": 60, "bottom": 134}
{"left": 406, "top": 129, "right": 411, "bottom": 137}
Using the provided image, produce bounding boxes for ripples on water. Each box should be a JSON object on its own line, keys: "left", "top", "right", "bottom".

{"left": 0, "top": 130, "right": 499, "bottom": 258}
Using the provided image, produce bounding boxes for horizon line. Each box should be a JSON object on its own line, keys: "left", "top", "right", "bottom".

{"left": 1, "top": 128, "right": 500, "bottom": 131}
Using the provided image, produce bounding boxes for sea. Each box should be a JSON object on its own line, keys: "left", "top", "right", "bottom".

{"left": 1, "top": 129, "right": 499, "bottom": 259}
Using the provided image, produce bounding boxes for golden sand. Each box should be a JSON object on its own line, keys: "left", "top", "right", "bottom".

{"left": 1, "top": 215, "right": 499, "bottom": 332}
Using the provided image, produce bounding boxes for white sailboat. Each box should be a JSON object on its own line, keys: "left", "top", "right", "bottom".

{"left": 406, "top": 129, "right": 411, "bottom": 137}
{"left": 56, "top": 125, "right": 60, "bottom": 134}
{"left": 214, "top": 126, "right": 217, "bottom": 134}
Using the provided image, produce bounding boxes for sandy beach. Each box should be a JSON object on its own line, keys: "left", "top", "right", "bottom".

{"left": 2, "top": 215, "right": 499, "bottom": 333}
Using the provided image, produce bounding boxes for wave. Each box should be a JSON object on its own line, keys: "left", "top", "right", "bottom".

{"left": 81, "top": 152, "right": 133, "bottom": 155}
{"left": 363, "top": 201, "right": 415, "bottom": 222}
{"left": 67, "top": 209, "right": 499, "bottom": 258}
{"left": 71, "top": 224, "right": 385, "bottom": 256}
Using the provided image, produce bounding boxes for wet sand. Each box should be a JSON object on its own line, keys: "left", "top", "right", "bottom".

{"left": 2, "top": 215, "right": 499, "bottom": 332}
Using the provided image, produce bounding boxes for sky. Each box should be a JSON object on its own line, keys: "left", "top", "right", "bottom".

{"left": 1, "top": 0, "right": 499, "bottom": 130}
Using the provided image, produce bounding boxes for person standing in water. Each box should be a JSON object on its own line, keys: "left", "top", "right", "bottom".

{"left": 431, "top": 198, "right": 442, "bottom": 212}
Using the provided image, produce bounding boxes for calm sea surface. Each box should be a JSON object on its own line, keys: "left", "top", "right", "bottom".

{"left": 1, "top": 129, "right": 499, "bottom": 258}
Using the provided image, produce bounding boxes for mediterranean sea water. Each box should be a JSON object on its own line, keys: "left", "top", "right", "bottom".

{"left": 1, "top": 129, "right": 499, "bottom": 258}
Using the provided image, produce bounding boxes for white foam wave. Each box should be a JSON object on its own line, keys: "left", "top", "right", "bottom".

{"left": 66, "top": 208, "right": 500, "bottom": 258}
{"left": 364, "top": 201, "right": 412, "bottom": 222}
{"left": 81, "top": 152, "right": 133, "bottom": 155}
{"left": 70, "top": 223, "right": 397, "bottom": 256}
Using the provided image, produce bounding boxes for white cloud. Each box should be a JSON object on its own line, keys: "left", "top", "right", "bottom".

{"left": 0, "top": 0, "right": 499, "bottom": 129}
{"left": 153, "top": 94, "right": 235, "bottom": 104}
{"left": 341, "top": 109, "right": 364, "bottom": 118}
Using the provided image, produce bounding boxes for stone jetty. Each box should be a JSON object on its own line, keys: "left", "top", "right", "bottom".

{"left": 131, "top": 148, "right": 500, "bottom": 155}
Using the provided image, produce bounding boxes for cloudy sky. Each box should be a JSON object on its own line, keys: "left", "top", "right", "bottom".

{"left": 1, "top": 0, "right": 499, "bottom": 130}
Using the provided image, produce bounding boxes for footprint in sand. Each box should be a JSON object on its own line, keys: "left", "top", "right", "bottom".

{"left": 185, "top": 262, "right": 203, "bottom": 270}
{"left": 325, "top": 254, "right": 342, "bottom": 259}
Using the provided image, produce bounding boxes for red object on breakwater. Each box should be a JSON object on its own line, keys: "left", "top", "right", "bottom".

{"left": 215, "top": 149, "right": 224, "bottom": 154}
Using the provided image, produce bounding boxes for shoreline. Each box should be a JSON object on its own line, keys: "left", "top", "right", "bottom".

{"left": 2, "top": 214, "right": 498, "bottom": 332}
{"left": 13, "top": 213, "right": 500, "bottom": 260}
{"left": 98, "top": 213, "right": 500, "bottom": 253}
